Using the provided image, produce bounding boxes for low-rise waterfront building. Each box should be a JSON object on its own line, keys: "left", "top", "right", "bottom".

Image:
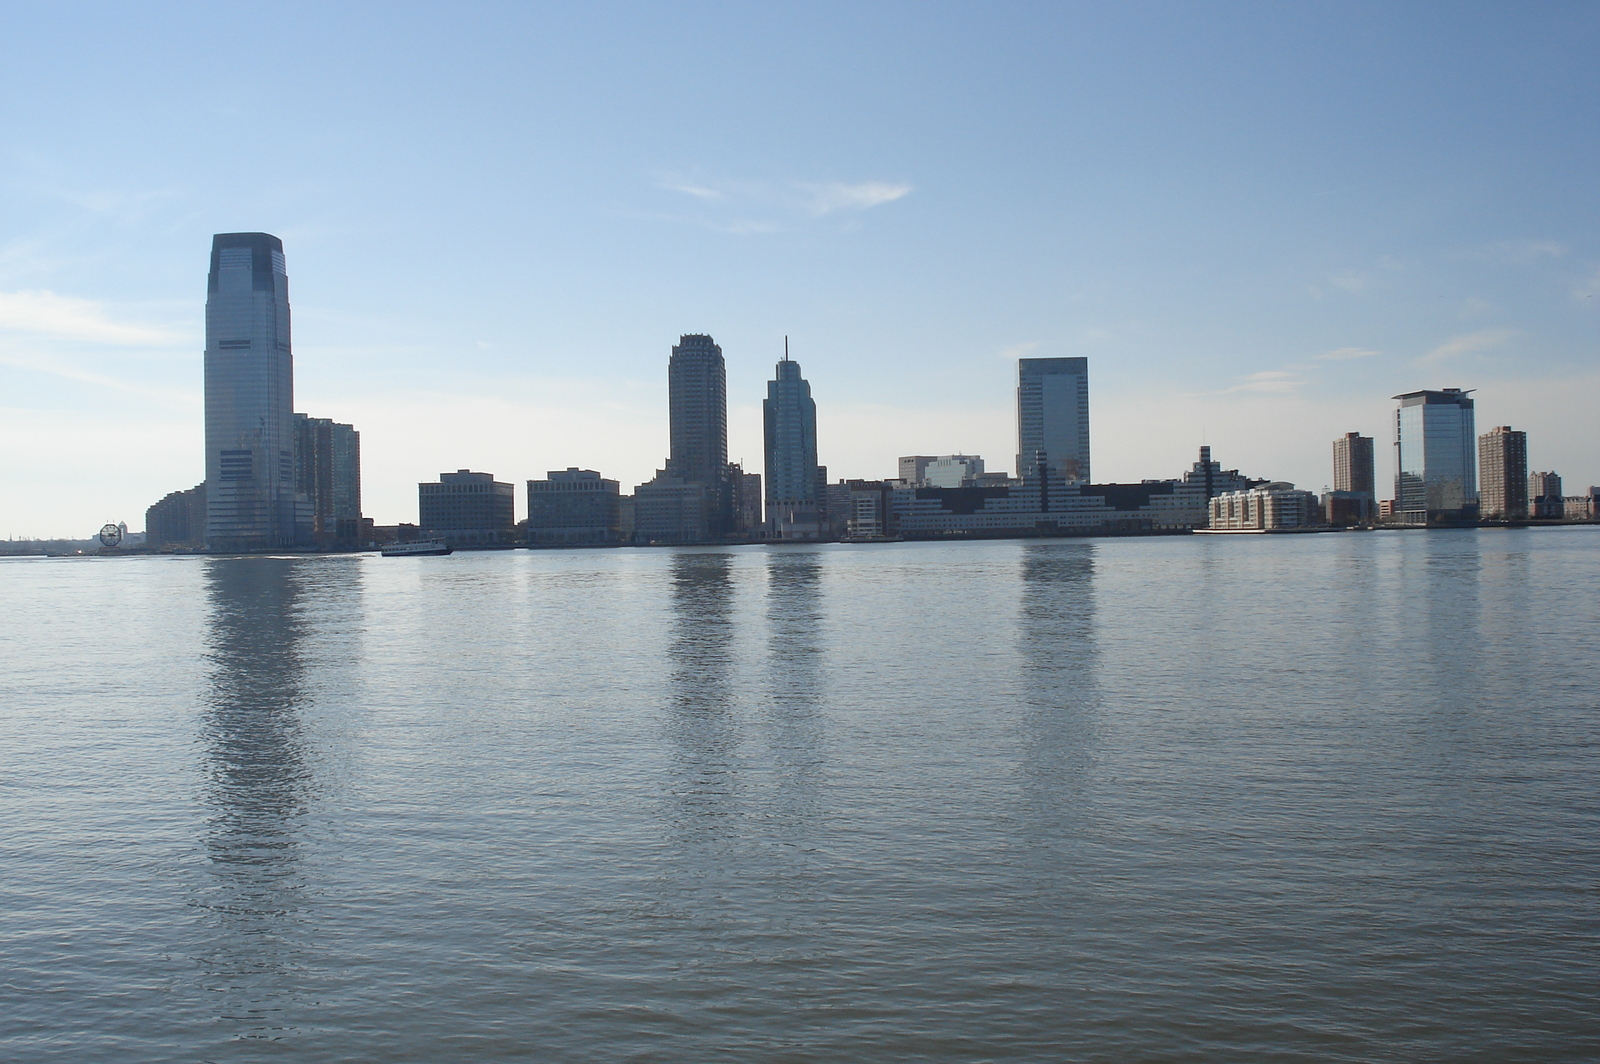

{"left": 527, "top": 468, "right": 622, "bottom": 546}
{"left": 1209, "top": 483, "right": 1323, "bottom": 531}
{"left": 419, "top": 469, "right": 516, "bottom": 546}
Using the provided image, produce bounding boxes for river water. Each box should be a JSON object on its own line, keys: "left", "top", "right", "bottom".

{"left": 2, "top": 530, "right": 1597, "bottom": 1062}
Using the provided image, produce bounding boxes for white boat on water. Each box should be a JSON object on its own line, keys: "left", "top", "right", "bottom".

{"left": 380, "top": 539, "right": 453, "bottom": 557}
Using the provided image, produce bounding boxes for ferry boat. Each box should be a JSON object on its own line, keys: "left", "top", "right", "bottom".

{"left": 380, "top": 539, "right": 453, "bottom": 557}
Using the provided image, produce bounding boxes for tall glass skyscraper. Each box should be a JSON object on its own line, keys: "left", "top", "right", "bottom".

{"left": 204, "top": 232, "right": 304, "bottom": 551}
{"left": 1393, "top": 388, "right": 1477, "bottom": 521}
{"left": 763, "top": 348, "right": 820, "bottom": 538}
{"left": 1017, "top": 357, "right": 1090, "bottom": 481}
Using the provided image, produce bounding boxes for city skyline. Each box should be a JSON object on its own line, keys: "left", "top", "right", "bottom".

{"left": 1, "top": 5, "right": 1597, "bottom": 536}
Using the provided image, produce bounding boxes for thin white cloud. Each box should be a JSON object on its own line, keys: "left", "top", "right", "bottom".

{"left": 0, "top": 352, "right": 197, "bottom": 404}
{"left": 1420, "top": 328, "right": 1516, "bottom": 365}
{"left": 996, "top": 341, "right": 1040, "bottom": 361}
{"left": 1328, "top": 272, "right": 1370, "bottom": 296}
{"left": 798, "top": 181, "right": 912, "bottom": 216}
{"left": 0, "top": 290, "right": 182, "bottom": 346}
{"left": 1316, "top": 346, "right": 1381, "bottom": 361}
{"left": 653, "top": 174, "right": 912, "bottom": 234}
{"left": 1223, "top": 371, "right": 1304, "bottom": 395}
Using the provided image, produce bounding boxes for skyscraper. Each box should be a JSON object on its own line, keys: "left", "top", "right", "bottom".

{"left": 1393, "top": 388, "right": 1477, "bottom": 522}
{"left": 763, "top": 348, "right": 820, "bottom": 539}
{"left": 204, "top": 232, "right": 305, "bottom": 550}
{"left": 635, "top": 334, "right": 733, "bottom": 543}
{"left": 1017, "top": 357, "right": 1090, "bottom": 482}
{"left": 1477, "top": 426, "right": 1527, "bottom": 519}
{"left": 666, "top": 334, "right": 728, "bottom": 485}
{"left": 1332, "top": 432, "right": 1375, "bottom": 497}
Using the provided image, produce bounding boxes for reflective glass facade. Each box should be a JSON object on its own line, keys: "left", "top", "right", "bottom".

{"left": 1394, "top": 389, "right": 1477, "bottom": 519}
{"left": 204, "top": 233, "right": 300, "bottom": 550}
{"left": 1017, "top": 357, "right": 1090, "bottom": 481}
{"left": 763, "top": 357, "right": 820, "bottom": 538}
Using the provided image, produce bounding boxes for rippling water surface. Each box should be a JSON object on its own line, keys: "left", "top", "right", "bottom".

{"left": 3, "top": 531, "right": 1598, "bottom": 1062}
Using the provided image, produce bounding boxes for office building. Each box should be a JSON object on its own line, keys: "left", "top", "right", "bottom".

{"left": 145, "top": 483, "right": 207, "bottom": 549}
{"left": 294, "top": 414, "right": 362, "bottom": 546}
{"left": 419, "top": 470, "right": 515, "bottom": 545}
{"left": 1017, "top": 357, "right": 1090, "bottom": 482}
{"left": 732, "top": 466, "right": 763, "bottom": 538}
{"left": 763, "top": 352, "right": 821, "bottom": 539}
{"left": 1529, "top": 471, "right": 1564, "bottom": 519}
{"left": 636, "top": 334, "right": 733, "bottom": 542}
{"left": 1333, "top": 432, "right": 1375, "bottom": 496}
{"left": 923, "top": 455, "right": 985, "bottom": 488}
{"left": 1323, "top": 491, "right": 1375, "bottom": 527}
{"left": 203, "top": 232, "right": 310, "bottom": 550}
{"left": 1477, "top": 426, "right": 1528, "bottom": 519}
{"left": 527, "top": 468, "right": 622, "bottom": 546}
{"left": 898, "top": 456, "right": 936, "bottom": 486}
{"left": 1393, "top": 388, "right": 1477, "bottom": 522}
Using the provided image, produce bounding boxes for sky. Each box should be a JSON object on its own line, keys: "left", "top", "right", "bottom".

{"left": 1, "top": 1, "right": 1596, "bottom": 536}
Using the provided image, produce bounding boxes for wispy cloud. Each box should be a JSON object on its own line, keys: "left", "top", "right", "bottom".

{"left": 0, "top": 352, "right": 197, "bottom": 404}
{"left": 1316, "top": 346, "right": 1380, "bottom": 361}
{"left": 652, "top": 174, "right": 912, "bottom": 234}
{"left": 0, "top": 290, "right": 183, "bottom": 345}
{"left": 1420, "top": 328, "right": 1516, "bottom": 365}
{"left": 996, "top": 341, "right": 1039, "bottom": 361}
{"left": 1225, "top": 370, "right": 1304, "bottom": 395}
{"left": 797, "top": 181, "right": 912, "bottom": 215}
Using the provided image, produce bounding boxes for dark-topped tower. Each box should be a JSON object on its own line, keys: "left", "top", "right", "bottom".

{"left": 666, "top": 334, "right": 728, "bottom": 485}
{"left": 203, "top": 232, "right": 304, "bottom": 550}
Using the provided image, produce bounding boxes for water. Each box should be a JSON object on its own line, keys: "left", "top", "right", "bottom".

{"left": 2, "top": 530, "right": 1597, "bottom": 1062}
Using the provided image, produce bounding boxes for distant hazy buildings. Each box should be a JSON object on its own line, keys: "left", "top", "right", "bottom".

{"left": 636, "top": 334, "right": 734, "bottom": 543}
{"left": 1477, "top": 426, "right": 1528, "bottom": 519}
{"left": 763, "top": 352, "right": 821, "bottom": 539}
{"left": 1529, "top": 471, "right": 1564, "bottom": 519}
{"left": 203, "top": 232, "right": 308, "bottom": 550}
{"left": 527, "top": 468, "right": 621, "bottom": 546}
{"left": 420, "top": 470, "right": 515, "bottom": 545}
{"left": 1394, "top": 388, "right": 1477, "bottom": 522}
{"left": 923, "top": 455, "right": 985, "bottom": 488}
{"left": 294, "top": 414, "right": 361, "bottom": 546}
{"left": 1017, "top": 357, "right": 1090, "bottom": 483}
{"left": 145, "top": 483, "right": 206, "bottom": 549}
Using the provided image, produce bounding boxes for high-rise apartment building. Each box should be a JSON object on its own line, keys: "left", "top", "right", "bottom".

{"left": 1393, "top": 388, "right": 1477, "bottom": 521}
{"left": 1017, "top": 357, "right": 1090, "bottom": 482}
{"left": 666, "top": 334, "right": 728, "bottom": 485}
{"left": 145, "top": 483, "right": 207, "bottom": 549}
{"left": 204, "top": 232, "right": 308, "bottom": 550}
{"left": 1332, "top": 432, "right": 1375, "bottom": 496}
{"left": 294, "top": 414, "right": 362, "bottom": 545}
{"left": 1477, "top": 426, "right": 1528, "bottom": 519}
{"left": 637, "top": 334, "right": 733, "bottom": 542}
{"left": 763, "top": 352, "right": 820, "bottom": 539}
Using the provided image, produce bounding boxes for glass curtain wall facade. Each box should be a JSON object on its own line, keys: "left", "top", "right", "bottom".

{"left": 1393, "top": 389, "right": 1477, "bottom": 521}
{"left": 204, "top": 232, "right": 303, "bottom": 550}
{"left": 763, "top": 355, "right": 820, "bottom": 539}
{"left": 1017, "top": 357, "right": 1090, "bottom": 482}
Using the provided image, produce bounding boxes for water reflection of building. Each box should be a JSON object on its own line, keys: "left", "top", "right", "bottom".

{"left": 1015, "top": 542, "right": 1100, "bottom": 838}
{"left": 762, "top": 549, "right": 827, "bottom": 810}
{"left": 664, "top": 552, "right": 740, "bottom": 833}
{"left": 194, "top": 557, "right": 314, "bottom": 1030}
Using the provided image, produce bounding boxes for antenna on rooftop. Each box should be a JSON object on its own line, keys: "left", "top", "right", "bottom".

{"left": 784, "top": 335, "right": 789, "bottom": 362}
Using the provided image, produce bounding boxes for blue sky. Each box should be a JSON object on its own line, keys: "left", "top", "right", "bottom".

{"left": 1, "top": 1, "right": 1596, "bottom": 535}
